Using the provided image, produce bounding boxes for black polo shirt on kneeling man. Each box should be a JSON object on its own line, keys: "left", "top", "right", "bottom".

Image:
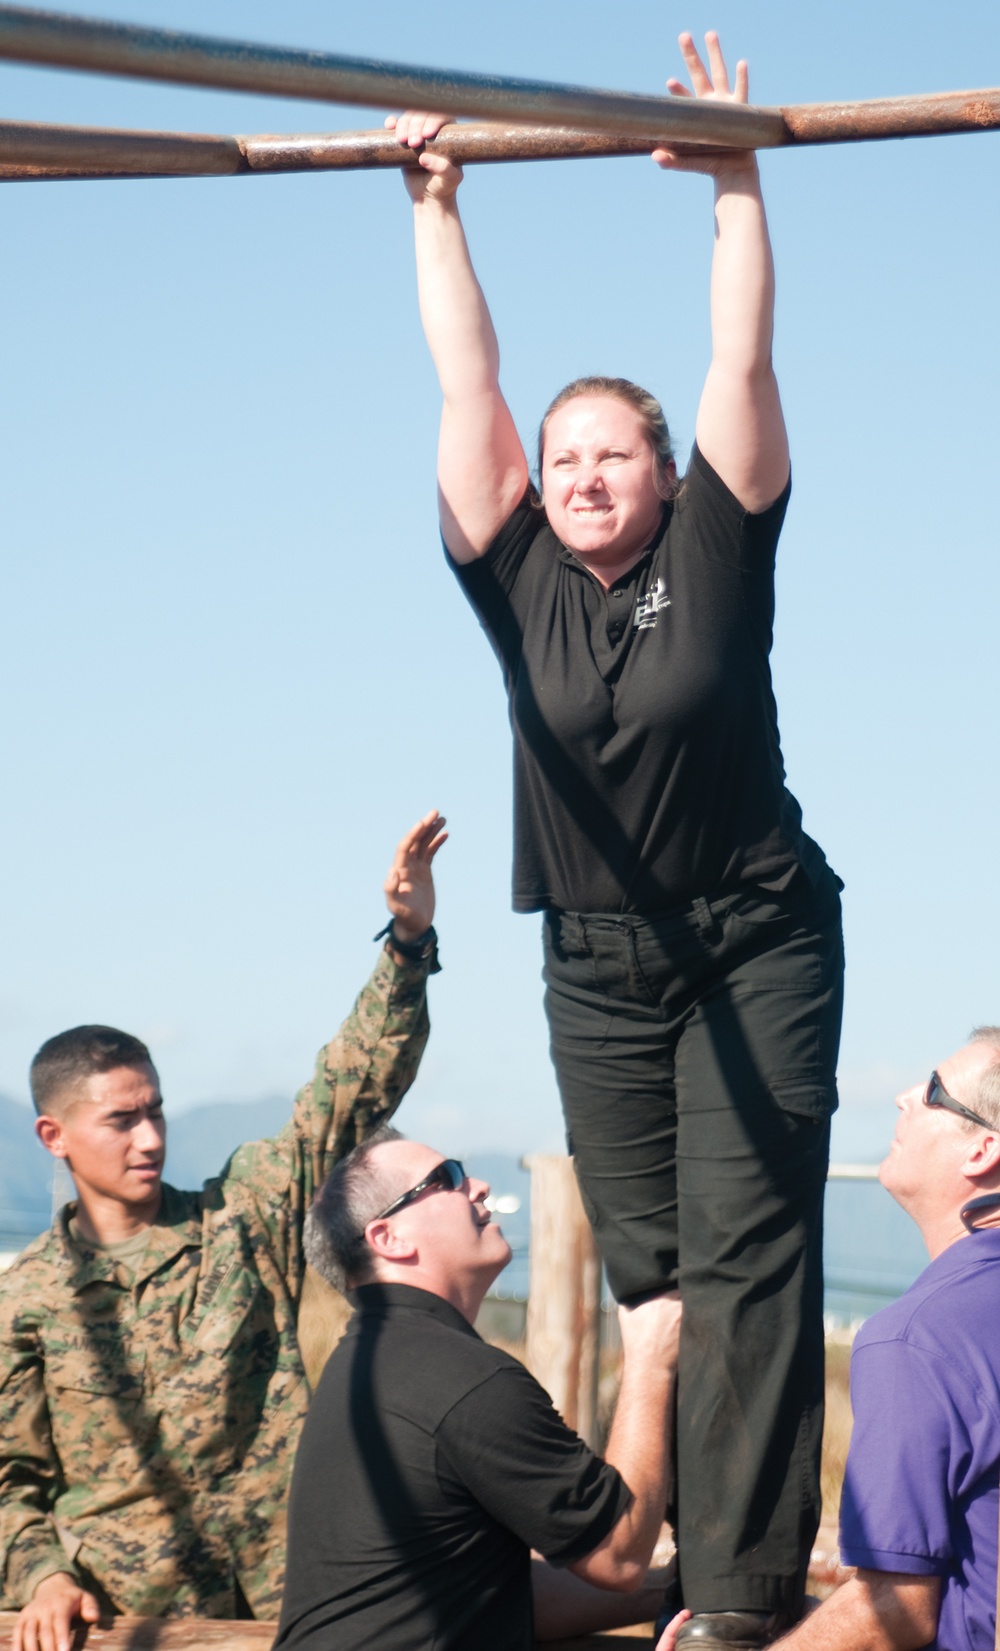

{"left": 275, "top": 1282, "right": 630, "bottom": 1651}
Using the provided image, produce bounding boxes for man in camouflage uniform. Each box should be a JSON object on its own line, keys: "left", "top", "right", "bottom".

{"left": 0, "top": 812, "right": 446, "bottom": 1651}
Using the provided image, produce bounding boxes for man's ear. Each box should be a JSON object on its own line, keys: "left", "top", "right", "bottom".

{"left": 962, "top": 1128, "right": 1000, "bottom": 1182}
{"left": 365, "top": 1218, "right": 417, "bottom": 1264}
{"left": 35, "top": 1114, "right": 69, "bottom": 1159}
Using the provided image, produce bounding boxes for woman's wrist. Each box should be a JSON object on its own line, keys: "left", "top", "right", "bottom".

{"left": 712, "top": 153, "right": 762, "bottom": 196}
{"left": 411, "top": 179, "right": 463, "bottom": 216}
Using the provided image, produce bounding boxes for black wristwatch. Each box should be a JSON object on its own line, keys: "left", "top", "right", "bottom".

{"left": 373, "top": 920, "right": 441, "bottom": 970}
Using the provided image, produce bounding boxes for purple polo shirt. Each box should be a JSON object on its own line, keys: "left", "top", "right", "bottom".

{"left": 840, "top": 1229, "right": 1000, "bottom": 1651}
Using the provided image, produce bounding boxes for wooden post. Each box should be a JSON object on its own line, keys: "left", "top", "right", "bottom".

{"left": 524, "top": 1155, "right": 602, "bottom": 1448}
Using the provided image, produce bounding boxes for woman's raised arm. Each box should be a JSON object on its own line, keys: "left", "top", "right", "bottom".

{"left": 390, "top": 113, "right": 530, "bottom": 562}
{"left": 653, "top": 36, "right": 790, "bottom": 513}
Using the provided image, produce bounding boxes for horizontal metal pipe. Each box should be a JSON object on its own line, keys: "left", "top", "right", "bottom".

{"left": 0, "top": 5, "right": 784, "bottom": 148}
{"left": 780, "top": 85, "right": 1000, "bottom": 143}
{"left": 0, "top": 118, "right": 698, "bottom": 180}
{"left": 0, "top": 117, "right": 241, "bottom": 176}
{"left": 223, "top": 96, "right": 1000, "bottom": 161}
{"left": 3, "top": 90, "right": 1000, "bottom": 182}
{"left": 244, "top": 124, "right": 675, "bottom": 173}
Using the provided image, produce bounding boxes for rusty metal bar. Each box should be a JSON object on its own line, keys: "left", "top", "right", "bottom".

{"left": 244, "top": 124, "right": 671, "bottom": 173}
{"left": 0, "top": 116, "right": 241, "bottom": 177}
{"left": 781, "top": 85, "right": 1000, "bottom": 144}
{"left": 3, "top": 87, "right": 1000, "bottom": 184}
{"left": 0, "top": 118, "right": 688, "bottom": 180}
{"left": 0, "top": 4, "right": 784, "bottom": 148}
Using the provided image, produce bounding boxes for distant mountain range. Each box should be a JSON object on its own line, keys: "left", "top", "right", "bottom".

{"left": 0, "top": 1093, "right": 531, "bottom": 1267}
{"left": 0, "top": 1092, "right": 303, "bottom": 1248}
{"left": 0, "top": 1093, "right": 54, "bottom": 1239}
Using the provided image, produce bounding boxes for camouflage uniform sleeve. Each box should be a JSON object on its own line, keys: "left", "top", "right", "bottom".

{"left": 223, "top": 943, "right": 432, "bottom": 1285}
{"left": 0, "top": 1287, "right": 78, "bottom": 1607}
{"left": 294, "top": 942, "right": 432, "bottom": 1184}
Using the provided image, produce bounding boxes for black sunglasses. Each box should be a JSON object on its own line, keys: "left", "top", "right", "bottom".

{"left": 374, "top": 1158, "right": 467, "bottom": 1222}
{"left": 924, "top": 1070, "right": 993, "bottom": 1132}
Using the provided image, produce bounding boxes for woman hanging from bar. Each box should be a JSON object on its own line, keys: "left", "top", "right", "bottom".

{"left": 391, "top": 34, "right": 843, "bottom": 1650}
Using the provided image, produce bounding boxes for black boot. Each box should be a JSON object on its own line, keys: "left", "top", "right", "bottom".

{"left": 673, "top": 1611, "right": 787, "bottom": 1651}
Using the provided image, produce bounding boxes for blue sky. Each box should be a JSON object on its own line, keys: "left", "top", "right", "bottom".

{"left": 0, "top": 0, "right": 998, "bottom": 1168}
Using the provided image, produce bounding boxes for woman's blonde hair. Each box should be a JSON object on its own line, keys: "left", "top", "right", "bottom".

{"left": 537, "top": 376, "right": 676, "bottom": 496}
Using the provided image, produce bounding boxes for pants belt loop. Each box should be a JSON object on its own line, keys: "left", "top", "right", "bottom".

{"left": 692, "top": 895, "right": 714, "bottom": 932}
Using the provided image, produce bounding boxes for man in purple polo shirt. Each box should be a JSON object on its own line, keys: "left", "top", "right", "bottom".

{"left": 836, "top": 1025, "right": 1000, "bottom": 1651}
{"left": 659, "top": 1025, "right": 1000, "bottom": 1651}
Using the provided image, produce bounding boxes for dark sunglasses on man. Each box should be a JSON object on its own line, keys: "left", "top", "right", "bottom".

{"left": 924, "top": 1071, "right": 994, "bottom": 1133}
{"left": 374, "top": 1159, "right": 467, "bottom": 1222}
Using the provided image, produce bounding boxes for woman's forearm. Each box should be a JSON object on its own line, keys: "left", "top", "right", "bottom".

{"left": 654, "top": 37, "right": 788, "bottom": 507}
{"left": 405, "top": 155, "right": 528, "bottom": 557}
{"left": 695, "top": 156, "right": 789, "bottom": 509}
{"left": 412, "top": 193, "right": 502, "bottom": 404}
{"left": 709, "top": 161, "right": 776, "bottom": 379}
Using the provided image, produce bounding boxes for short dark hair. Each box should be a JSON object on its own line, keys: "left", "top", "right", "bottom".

{"left": 30, "top": 1025, "right": 155, "bottom": 1117}
{"left": 304, "top": 1124, "right": 406, "bottom": 1293}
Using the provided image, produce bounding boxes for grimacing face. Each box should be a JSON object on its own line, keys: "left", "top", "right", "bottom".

{"left": 541, "top": 394, "right": 669, "bottom": 568}
{"left": 36, "top": 1063, "right": 166, "bottom": 1213}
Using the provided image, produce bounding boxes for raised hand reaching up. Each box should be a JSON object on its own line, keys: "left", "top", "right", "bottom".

{"left": 383, "top": 809, "right": 447, "bottom": 944}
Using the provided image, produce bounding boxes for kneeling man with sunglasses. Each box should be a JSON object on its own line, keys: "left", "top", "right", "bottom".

{"left": 275, "top": 1127, "right": 688, "bottom": 1650}
{"left": 694, "top": 1031, "right": 1000, "bottom": 1651}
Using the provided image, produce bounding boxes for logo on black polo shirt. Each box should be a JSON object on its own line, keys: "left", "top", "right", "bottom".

{"left": 634, "top": 578, "right": 671, "bottom": 631}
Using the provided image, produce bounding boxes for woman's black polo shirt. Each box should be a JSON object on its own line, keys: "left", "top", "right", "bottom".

{"left": 275, "top": 1283, "right": 628, "bottom": 1651}
{"left": 449, "top": 445, "right": 830, "bottom": 914}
